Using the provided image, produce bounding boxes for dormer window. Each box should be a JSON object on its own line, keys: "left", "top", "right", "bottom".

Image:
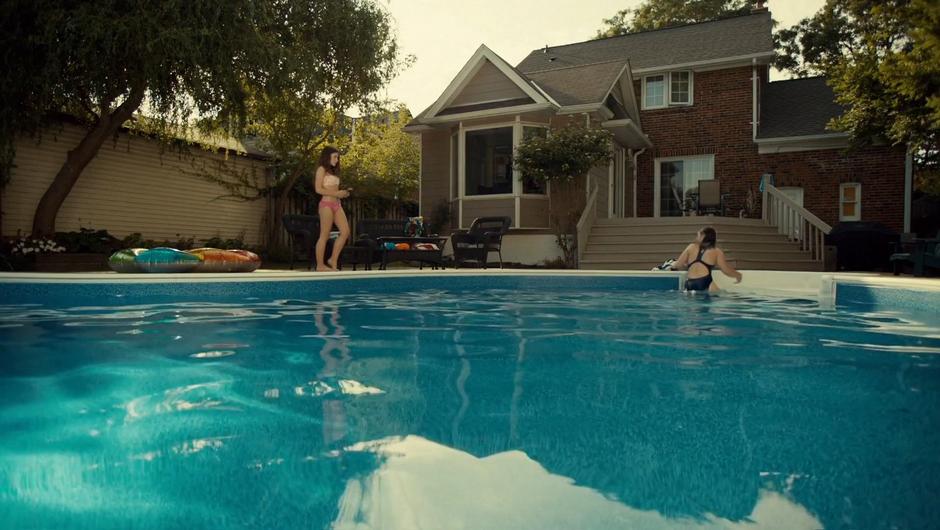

{"left": 642, "top": 71, "right": 694, "bottom": 109}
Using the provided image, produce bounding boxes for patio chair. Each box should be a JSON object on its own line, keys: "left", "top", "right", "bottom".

{"left": 890, "top": 230, "right": 940, "bottom": 276}
{"left": 282, "top": 213, "right": 324, "bottom": 270}
{"left": 696, "top": 179, "right": 728, "bottom": 216}
{"left": 451, "top": 216, "right": 512, "bottom": 269}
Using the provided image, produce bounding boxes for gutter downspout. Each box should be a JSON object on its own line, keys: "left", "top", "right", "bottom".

{"left": 905, "top": 148, "right": 913, "bottom": 233}
{"left": 751, "top": 58, "right": 759, "bottom": 140}
{"left": 632, "top": 147, "right": 646, "bottom": 217}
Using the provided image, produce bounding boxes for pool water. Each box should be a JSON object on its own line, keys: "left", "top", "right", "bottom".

{"left": 1, "top": 287, "right": 938, "bottom": 529}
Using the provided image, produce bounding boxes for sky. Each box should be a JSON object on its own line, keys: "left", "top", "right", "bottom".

{"left": 374, "top": 0, "right": 827, "bottom": 116}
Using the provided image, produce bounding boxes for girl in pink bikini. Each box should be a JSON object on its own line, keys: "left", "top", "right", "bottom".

{"left": 314, "top": 146, "right": 352, "bottom": 271}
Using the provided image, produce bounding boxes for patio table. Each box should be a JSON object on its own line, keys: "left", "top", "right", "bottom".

{"left": 376, "top": 236, "right": 448, "bottom": 270}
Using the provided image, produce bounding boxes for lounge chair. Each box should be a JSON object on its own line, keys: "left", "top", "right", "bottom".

{"left": 451, "top": 216, "right": 512, "bottom": 269}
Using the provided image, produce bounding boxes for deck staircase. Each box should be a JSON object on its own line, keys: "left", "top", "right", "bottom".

{"left": 579, "top": 216, "right": 824, "bottom": 271}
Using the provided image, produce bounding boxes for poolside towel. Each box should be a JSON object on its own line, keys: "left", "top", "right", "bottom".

{"left": 651, "top": 259, "right": 676, "bottom": 271}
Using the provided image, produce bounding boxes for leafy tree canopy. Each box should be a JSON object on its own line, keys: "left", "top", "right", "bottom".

{"left": 594, "top": 0, "right": 756, "bottom": 38}
{"left": 0, "top": 0, "right": 403, "bottom": 234}
{"left": 342, "top": 106, "right": 420, "bottom": 201}
{"left": 775, "top": 0, "right": 939, "bottom": 160}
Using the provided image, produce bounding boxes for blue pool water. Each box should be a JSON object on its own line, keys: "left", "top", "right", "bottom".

{"left": 1, "top": 278, "right": 939, "bottom": 530}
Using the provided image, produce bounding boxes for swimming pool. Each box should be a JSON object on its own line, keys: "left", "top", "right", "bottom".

{"left": 1, "top": 273, "right": 938, "bottom": 529}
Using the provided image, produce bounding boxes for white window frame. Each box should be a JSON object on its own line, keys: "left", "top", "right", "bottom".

{"left": 461, "top": 123, "right": 516, "bottom": 199}
{"left": 642, "top": 71, "right": 694, "bottom": 110}
{"left": 839, "top": 182, "right": 862, "bottom": 221}
{"left": 457, "top": 119, "right": 551, "bottom": 229}
{"left": 653, "top": 154, "right": 715, "bottom": 217}
{"left": 641, "top": 74, "right": 667, "bottom": 110}
{"left": 669, "top": 71, "right": 693, "bottom": 106}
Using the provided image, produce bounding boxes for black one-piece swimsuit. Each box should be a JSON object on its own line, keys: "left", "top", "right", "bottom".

{"left": 684, "top": 247, "right": 715, "bottom": 291}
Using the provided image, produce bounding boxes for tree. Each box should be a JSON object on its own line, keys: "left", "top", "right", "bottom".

{"left": 0, "top": 0, "right": 402, "bottom": 236}
{"left": 514, "top": 127, "right": 612, "bottom": 267}
{"left": 775, "top": 0, "right": 940, "bottom": 190}
{"left": 342, "top": 106, "right": 420, "bottom": 203}
{"left": 594, "top": 0, "right": 755, "bottom": 38}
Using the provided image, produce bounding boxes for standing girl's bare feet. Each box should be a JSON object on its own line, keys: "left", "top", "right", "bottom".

{"left": 316, "top": 265, "right": 334, "bottom": 272}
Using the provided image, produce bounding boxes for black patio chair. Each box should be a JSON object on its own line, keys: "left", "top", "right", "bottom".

{"left": 890, "top": 230, "right": 940, "bottom": 276}
{"left": 451, "top": 216, "right": 512, "bottom": 269}
{"left": 282, "top": 213, "right": 321, "bottom": 270}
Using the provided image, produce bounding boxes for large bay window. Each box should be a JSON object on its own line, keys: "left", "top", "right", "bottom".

{"left": 457, "top": 123, "right": 549, "bottom": 197}
{"left": 465, "top": 127, "right": 513, "bottom": 195}
{"left": 642, "top": 71, "right": 693, "bottom": 109}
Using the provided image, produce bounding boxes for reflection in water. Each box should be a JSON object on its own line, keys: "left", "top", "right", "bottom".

{"left": 1, "top": 290, "right": 938, "bottom": 529}
{"left": 333, "top": 435, "right": 823, "bottom": 530}
{"left": 316, "top": 302, "right": 351, "bottom": 446}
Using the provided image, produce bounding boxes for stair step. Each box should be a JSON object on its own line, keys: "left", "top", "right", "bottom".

{"left": 591, "top": 226, "right": 780, "bottom": 236}
{"left": 587, "top": 234, "right": 793, "bottom": 245}
{"left": 582, "top": 250, "right": 811, "bottom": 261}
{"left": 584, "top": 242, "right": 803, "bottom": 253}
{"left": 580, "top": 259, "right": 824, "bottom": 272}
{"left": 595, "top": 216, "right": 767, "bottom": 227}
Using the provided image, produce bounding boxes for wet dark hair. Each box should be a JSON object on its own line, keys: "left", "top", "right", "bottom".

{"left": 318, "top": 146, "right": 340, "bottom": 175}
{"left": 699, "top": 226, "right": 717, "bottom": 249}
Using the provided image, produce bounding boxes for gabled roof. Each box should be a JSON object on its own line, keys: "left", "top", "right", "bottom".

{"left": 525, "top": 61, "right": 629, "bottom": 107}
{"left": 418, "top": 44, "right": 553, "bottom": 121}
{"left": 758, "top": 77, "right": 846, "bottom": 139}
{"left": 517, "top": 12, "right": 774, "bottom": 74}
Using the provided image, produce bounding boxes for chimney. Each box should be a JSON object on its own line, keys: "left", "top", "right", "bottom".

{"left": 751, "top": 0, "right": 768, "bottom": 13}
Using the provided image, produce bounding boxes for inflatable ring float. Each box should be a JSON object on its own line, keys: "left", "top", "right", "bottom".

{"left": 108, "top": 247, "right": 261, "bottom": 273}
{"left": 188, "top": 248, "right": 261, "bottom": 273}
{"left": 108, "top": 248, "right": 147, "bottom": 273}
{"left": 134, "top": 247, "right": 201, "bottom": 273}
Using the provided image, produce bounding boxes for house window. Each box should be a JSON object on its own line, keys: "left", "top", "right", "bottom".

{"left": 521, "top": 126, "right": 547, "bottom": 194}
{"left": 450, "top": 132, "right": 458, "bottom": 200}
{"left": 643, "top": 75, "right": 666, "bottom": 109}
{"left": 840, "top": 183, "right": 861, "bottom": 221}
{"left": 643, "top": 71, "right": 694, "bottom": 109}
{"left": 465, "top": 127, "right": 513, "bottom": 196}
{"left": 670, "top": 71, "right": 692, "bottom": 105}
{"left": 655, "top": 155, "right": 715, "bottom": 217}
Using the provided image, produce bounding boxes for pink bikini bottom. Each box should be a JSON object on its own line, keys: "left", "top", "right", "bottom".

{"left": 318, "top": 200, "right": 341, "bottom": 213}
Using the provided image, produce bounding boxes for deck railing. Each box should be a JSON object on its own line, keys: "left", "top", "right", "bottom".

{"left": 762, "top": 183, "right": 832, "bottom": 262}
{"left": 576, "top": 183, "right": 600, "bottom": 266}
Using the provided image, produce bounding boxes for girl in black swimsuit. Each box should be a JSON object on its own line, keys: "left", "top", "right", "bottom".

{"left": 672, "top": 226, "right": 743, "bottom": 292}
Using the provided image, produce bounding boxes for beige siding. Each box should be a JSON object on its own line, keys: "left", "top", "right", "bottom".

{"left": 461, "top": 198, "right": 514, "bottom": 227}
{"left": 450, "top": 60, "right": 528, "bottom": 107}
{"left": 5, "top": 124, "right": 271, "bottom": 245}
{"left": 420, "top": 130, "right": 451, "bottom": 217}
{"left": 520, "top": 198, "right": 549, "bottom": 228}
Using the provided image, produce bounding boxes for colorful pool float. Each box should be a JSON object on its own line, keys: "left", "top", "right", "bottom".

{"left": 134, "top": 247, "right": 202, "bottom": 273}
{"left": 107, "top": 248, "right": 147, "bottom": 273}
{"left": 109, "top": 247, "right": 261, "bottom": 273}
{"left": 188, "top": 248, "right": 261, "bottom": 272}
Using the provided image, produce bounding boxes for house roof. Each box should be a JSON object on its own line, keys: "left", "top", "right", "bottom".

{"left": 525, "top": 61, "right": 629, "bottom": 107}
{"left": 517, "top": 12, "right": 774, "bottom": 74}
{"left": 758, "top": 77, "right": 846, "bottom": 139}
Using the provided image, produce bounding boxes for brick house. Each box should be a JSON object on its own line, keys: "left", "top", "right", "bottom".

{"left": 404, "top": 7, "right": 910, "bottom": 267}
